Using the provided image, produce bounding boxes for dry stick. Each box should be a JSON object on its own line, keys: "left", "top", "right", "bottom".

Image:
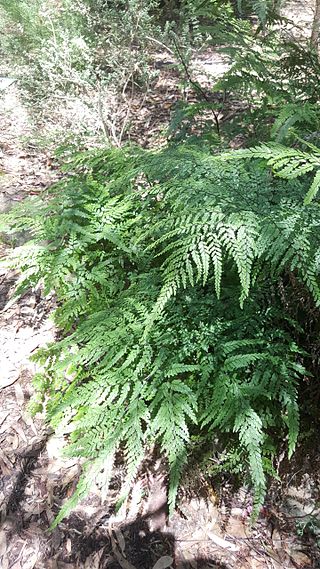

{"left": 118, "top": 73, "right": 136, "bottom": 146}
{"left": 97, "top": 89, "right": 111, "bottom": 143}
{"left": 311, "top": 0, "right": 320, "bottom": 50}
{"left": 171, "top": 37, "right": 221, "bottom": 136}
{"left": 145, "top": 35, "right": 175, "bottom": 56}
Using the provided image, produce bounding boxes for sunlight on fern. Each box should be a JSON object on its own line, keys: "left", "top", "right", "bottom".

{"left": 2, "top": 139, "right": 318, "bottom": 523}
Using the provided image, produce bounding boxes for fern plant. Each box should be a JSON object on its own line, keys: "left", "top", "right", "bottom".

{"left": 270, "top": 103, "right": 320, "bottom": 143}
{"left": 215, "top": 27, "right": 320, "bottom": 103}
{"left": 207, "top": 23, "right": 320, "bottom": 144}
{"left": 236, "top": 0, "right": 283, "bottom": 26}
{"left": 2, "top": 139, "right": 319, "bottom": 523}
{"left": 222, "top": 139, "right": 320, "bottom": 204}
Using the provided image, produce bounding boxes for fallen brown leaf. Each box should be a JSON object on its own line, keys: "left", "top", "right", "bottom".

{"left": 14, "top": 383, "right": 24, "bottom": 406}
{"left": 152, "top": 555, "right": 174, "bottom": 569}
{"left": 0, "top": 529, "right": 7, "bottom": 556}
{"left": 84, "top": 547, "right": 105, "bottom": 568}
{"left": 109, "top": 529, "right": 137, "bottom": 569}
{"left": 113, "top": 527, "right": 126, "bottom": 555}
{"left": 0, "top": 373, "right": 19, "bottom": 389}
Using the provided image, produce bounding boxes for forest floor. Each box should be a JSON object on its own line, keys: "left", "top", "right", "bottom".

{"left": 1, "top": 4, "right": 320, "bottom": 567}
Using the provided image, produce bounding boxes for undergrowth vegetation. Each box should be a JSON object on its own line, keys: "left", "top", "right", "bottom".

{"left": 0, "top": 0, "right": 158, "bottom": 95}
{"left": 0, "top": 0, "right": 162, "bottom": 145}
{"left": 3, "top": 137, "right": 320, "bottom": 523}
{"left": 1, "top": 0, "right": 320, "bottom": 525}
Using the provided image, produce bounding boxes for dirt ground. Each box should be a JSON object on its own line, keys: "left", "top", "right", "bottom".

{"left": 1, "top": 4, "right": 320, "bottom": 566}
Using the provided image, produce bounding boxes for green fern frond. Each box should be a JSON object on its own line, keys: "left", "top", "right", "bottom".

{"left": 3, "top": 141, "right": 315, "bottom": 524}
{"left": 304, "top": 169, "right": 320, "bottom": 205}
{"left": 271, "top": 103, "right": 320, "bottom": 143}
{"left": 222, "top": 142, "right": 320, "bottom": 178}
{"left": 234, "top": 408, "right": 266, "bottom": 513}
{"left": 252, "top": 0, "right": 268, "bottom": 24}
{"left": 150, "top": 380, "right": 198, "bottom": 513}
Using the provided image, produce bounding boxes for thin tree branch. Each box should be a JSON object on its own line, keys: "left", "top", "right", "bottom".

{"left": 171, "top": 37, "right": 221, "bottom": 135}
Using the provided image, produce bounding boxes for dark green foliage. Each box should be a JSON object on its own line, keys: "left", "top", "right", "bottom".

{"left": 271, "top": 104, "right": 320, "bottom": 143}
{"left": 211, "top": 27, "right": 320, "bottom": 143}
{"left": 1, "top": 0, "right": 319, "bottom": 533}
{"left": 235, "top": 0, "right": 284, "bottom": 25}
{"left": 223, "top": 140, "right": 320, "bottom": 204}
{"left": 3, "top": 139, "right": 319, "bottom": 523}
{"left": 168, "top": 101, "right": 221, "bottom": 143}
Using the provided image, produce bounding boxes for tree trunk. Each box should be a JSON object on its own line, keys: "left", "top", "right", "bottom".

{"left": 311, "top": 0, "right": 320, "bottom": 49}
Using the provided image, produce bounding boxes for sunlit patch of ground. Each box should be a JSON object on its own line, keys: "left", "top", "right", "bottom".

{"left": 281, "top": 0, "right": 315, "bottom": 39}
{"left": 192, "top": 49, "right": 231, "bottom": 85}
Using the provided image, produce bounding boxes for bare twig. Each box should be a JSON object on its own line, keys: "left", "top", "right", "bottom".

{"left": 171, "top": 37, "right": 221, "bottom": 135}
{"left": 145, "top": 35, "right": 175, "bottom": 56}
{"left": 97, "top": 86, "right": 111, "bottom": 143}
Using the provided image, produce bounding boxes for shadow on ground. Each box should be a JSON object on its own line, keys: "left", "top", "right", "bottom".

{"left": 1, "top": 502, "right": 234, "bottom": 569}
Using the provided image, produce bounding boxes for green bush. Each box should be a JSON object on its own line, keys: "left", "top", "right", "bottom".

{"left": 201, "top": 24, "right": 320, "bottom": 144}
{"left": 216, "top": 33, "right": 320, "bottom": 104}
{"left": 3, "top": 137, "right": 320, "bottom": 524}
{"left": 234, "top": 0, "right": 284, "bottom": 25}
{"left": 0, "top": 0, "right": 159, "bottom": 97}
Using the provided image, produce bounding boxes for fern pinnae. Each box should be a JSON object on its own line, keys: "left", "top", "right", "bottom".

{"left": 304, "top": 169, "right": 320, "bottom": 204}
{"left": 234, "top": 408, "right": 266, "bottom": 514}
{"left": 150, "top": 380, "right": 197, "bottom": 513}
{"left": 119, "top": 395, "right": 148, "bottom": 502}
{"left": 207, "top": 234, "right": 223, "bottom": 298}
{"left": 221, "top": 140, "right": 320, "bottom": 207}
